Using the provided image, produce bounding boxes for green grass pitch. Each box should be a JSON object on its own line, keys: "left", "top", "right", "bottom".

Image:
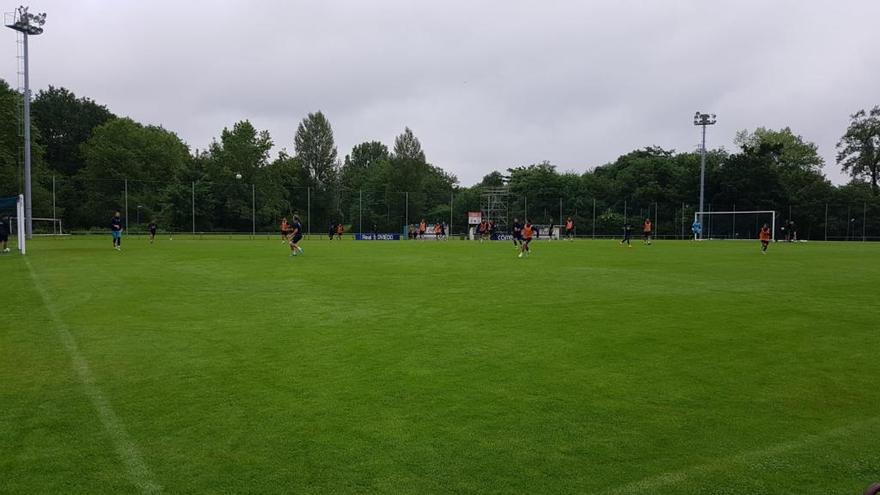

{"left": 3, "top": 236, "right": 879, "bottom": 494}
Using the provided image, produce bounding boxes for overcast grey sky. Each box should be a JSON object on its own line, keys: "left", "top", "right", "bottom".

{"left": 3, "top": 0, "right": 878, "bottom": 185}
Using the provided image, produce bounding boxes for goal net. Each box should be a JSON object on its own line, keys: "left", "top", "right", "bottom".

{"left": 694, "top": 210, "right": 776, "bottom": 241}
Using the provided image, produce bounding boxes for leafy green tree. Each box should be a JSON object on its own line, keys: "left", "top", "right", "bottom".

{"left": 31, "top": 86, "right": 115, "bottom": 176}
{"left": 837, "top": 106, "right": 880, "bottom": 195}
{"left": 78, "top": 118, "right": 189, "bottom": 228}
{"left": 392, "top": 127, "right": 425, "bottom": 162}
{"left": 0, "top": 78, "right": 50, "bottom": 219}
{"left": 294, "top": 111, "right": 338, "bottom": 189}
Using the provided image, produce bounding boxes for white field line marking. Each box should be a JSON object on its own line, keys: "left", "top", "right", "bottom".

{"left": 25, "top": 258, "right": 161, "bottom": 494}
{"left": 602, "top": 416, "right": 880, "bottom": 495}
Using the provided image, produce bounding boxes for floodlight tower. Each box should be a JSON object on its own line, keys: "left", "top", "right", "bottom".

{"left": 6, "top": 6, "right": 46, "bottom": 240}
{"left": 693, "top": 111, "right": 716, "bottom": 239}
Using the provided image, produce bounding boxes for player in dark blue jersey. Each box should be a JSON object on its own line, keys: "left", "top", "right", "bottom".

{"left": 511, "top": 218, "right": 523, "bottom": 248}
{"left": 288, "top": 215, "right": 304, "bottom": 257}
{"left": 147, "top": 220, "right": 158, "bottom": 244}
{"left": 111, "top": 211, "right": 123, "bottom": 250}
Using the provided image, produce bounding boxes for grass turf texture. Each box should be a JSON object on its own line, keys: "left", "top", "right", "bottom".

{"left": 2, "top": 236, "right": 879, "bottom": 494}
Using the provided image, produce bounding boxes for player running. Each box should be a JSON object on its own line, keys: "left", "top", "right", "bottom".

{"left": 759, "top": 223, "right": 771, "bottom": 254}
{"left": 148, "top": 220, "right": 157, "bottom": 244}
{"left": 643, "top": 218, "right": 653, "bottom": 245}
{"left": 419, "top": 219, "right": 427, "bottom": 240}
{"left": 111, "top": 211, "right": 123, "bottom": 250}
{"left": 565, "top": 217, "right": 574, "bottom": 241}
{"left": 335, "top": 223, "right": 344, "bottom": 240}
{"left": 519, "top": 219, "right": 534, "bottom": 258}
{"left": 620, "top": 222, "right": 633, "bottom": 247}
{"left": 288, "top": 215, "right": 304, "bottom": 257}
{"left": 511, "top": 218, "right": 523, "bottom": 248}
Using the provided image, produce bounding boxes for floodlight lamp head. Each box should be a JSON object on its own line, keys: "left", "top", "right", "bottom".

{"left": 6, "top": 5, "right": 46, "bottom": 35}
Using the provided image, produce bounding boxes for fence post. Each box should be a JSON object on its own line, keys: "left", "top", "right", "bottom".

{"left": 52, "top": 175, "right": 56, "bottom": 234}
{"left": 654, "top": 202, "right": 658, "bottom": 239}
{"left": 307, "top": 187, "right": 311, "bottom": 238}
{"left": 592, "top": 198, "right": 596, "bottom": 239}
{"left": 359, "top": 189, "right": 363, "bottom": 234}
{"left": 863, "top": 201, "right": 867, "bottom": 241}
{"left": 559, "top": 198, "right": 563, "bottom": 229}
{"left": 191, "top": 181, "right": 195, "bottom": 235}
{"left": 824, "top": 203, "right": 828, "bottom": 241}
{"left": 251, "top": 183, "right": 255, "bottom": 237}
{"left": 450, "top": 191, "right": 454, "bottom": 235}
{"left": 124, "top": 178, "right": 129, "bottom": 231}
{"left": 405, "top": 191, "right": 409, "bottom": 233}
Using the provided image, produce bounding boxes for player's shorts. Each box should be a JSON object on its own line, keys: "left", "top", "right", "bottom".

{"left": 112, "top": 230, "right": 122, "bottom": 239}
{"left": 0, "top": 232, "right": 8, "bottom": 242}
{"left": 149, "top": 229, "right": 157, "bottom": 235}
{"left": 566, "top": 228, "right": 573, "bottom": 235}
{"left": 761, "top": 240, "right": 769, "bottom": 245}
{"left": 291, "top": 234, "right": 303, "bottom": 244}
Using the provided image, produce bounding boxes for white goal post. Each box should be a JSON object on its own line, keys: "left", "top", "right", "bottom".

{"left": 17, "top": 195, "right": 25, "bottom": 255}
{"left": 694, "top": 210, "right": 776, "bottom": 241}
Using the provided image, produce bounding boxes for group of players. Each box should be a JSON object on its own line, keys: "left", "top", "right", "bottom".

{"left": 104, "top": 211, "right": 774, "bottom": 256}
{"left": 409, "top": 220, "right": 448, "bottom": 240}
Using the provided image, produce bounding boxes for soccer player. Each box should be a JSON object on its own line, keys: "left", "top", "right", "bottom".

{"left": 111, "top": 211, "right": 123, "bottom": 250}
{"left": 519, "top": 219, "right": 533, "bottom": 258}
{"left": 691, "top": 219, "right": 702, "bottom": 240}
{"left": 565, "top": 217, "right": 574, "bottom": 241}
{"left": 335, "top": 223, "right": 344, "bottom": 240}
{"left": 548, "top": 218, "right": 555, "bottom": 241}
{"left": 620, "top": 222, "right": 633, "bottom": 247}
{"left": 281, "top": 217, "right": 290, "bottom": 242}
{"left": 0, "top": 216, "right": 9, "bottom": 253}
{"left": 289, "top": 215, "right": 304, "bottom": 257}
{"left": 433, "top": 222, "right": 441, "bottom": 240}
{"left": 439, "top": 222, "right": 447, "bottom": 240}
{"left": 759, "top": 223, "right": 771, "bottom": 254}
{"left": 478, "top": 219, "right": 488, "bottom": 242}
{"left": 148, "top": 220, "right": 157, "bottom": 244}
{"left": 643, "top": 218, "right": 653, "bottom": 245}
{"left": 419, "top": 219, "right": 427, "bottom": 240}
{"left": 328, "top": 222, "right": 336, "bottom": 240}
{"left": 511, "top": 218, "right": 523, "bottom": 248}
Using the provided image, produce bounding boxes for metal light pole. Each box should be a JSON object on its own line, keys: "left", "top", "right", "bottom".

{"left": 6, "top": 6, "right": 46, "bottom": 239}
{"left": 694, "top": 111, "right": 717, "bottom": 240}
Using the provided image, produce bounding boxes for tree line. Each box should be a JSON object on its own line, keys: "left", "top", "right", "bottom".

{"left": 1, "top": 78, "right": 878, "bottom": 238}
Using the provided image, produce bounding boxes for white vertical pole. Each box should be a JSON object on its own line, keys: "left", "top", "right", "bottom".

{"left": 22, "top": 33, "right": 33, "bottom": 239}
{"left": 592, "top": 198, "right": 596, "bottom": 239}
{"left": 18, "top": 194, "right": 25, "bottom": 254}
{"left": 450, "top": 191, "right": 453, "bottom": 235}
{"left": 52, "top": 175, "right": 56, "bottom": 234}
{"left": 862, "top": 201, "right": 867, "bottom": 241}
{"left": 251, "top": 183, "right": 255, "bottom": 237}
{"left": 359, "top": 189, "right": 362, "bottom": 234}
{"left": 771, "top": 211, "right": 776, "bottom": 242}
{"left": 191, "top": 181, "right": 195, "bottom": 235}
{"left": 124, "top": 179, "right": 129, "bottom": 231}
{"left": 824, "top": 203, "right": 828, "bottom": 241}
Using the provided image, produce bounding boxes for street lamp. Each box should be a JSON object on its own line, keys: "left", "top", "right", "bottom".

{"left": 6, "top": 5, "right": 46, "bottom": 240}
{"left": 693, "top": 111, "right": 716, "bottom": 240}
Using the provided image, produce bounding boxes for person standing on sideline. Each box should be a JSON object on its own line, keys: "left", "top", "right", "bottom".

{"left": 643, "top": 218, "right": 653, "bottom": 245}
{"left": 111, "top": 211, "right": 123, "bottom": 250}
{"left": 281, "top": 217, "right": 290, "bottom": 242}
{"left": 759, "top": 223, "right": 771, "bottom": 254}
{"left": 620, "top": 222, "right": 633, "bottom": 247}
{"left": 565, "top": 217, "right": 574, "bottom": 240}
{"left": 691, "top": 219, "right": 702, "bottom": 240}
{"left": 0, "top": 216, "right": 9, "bottom": 253}
{"left": 148, "top": 220, "right": 158, "bottom": 244}
{"left": 419, "top": 219, "right": 427, "bottom": 240}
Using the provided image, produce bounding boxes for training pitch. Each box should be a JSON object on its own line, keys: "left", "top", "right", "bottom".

{"left": 3, "top": 236, "right": 879, "bottom": 494}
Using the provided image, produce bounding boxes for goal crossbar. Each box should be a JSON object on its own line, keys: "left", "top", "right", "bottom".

{"left": 694, "top": 210, "right": 776, "bottom": 241}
